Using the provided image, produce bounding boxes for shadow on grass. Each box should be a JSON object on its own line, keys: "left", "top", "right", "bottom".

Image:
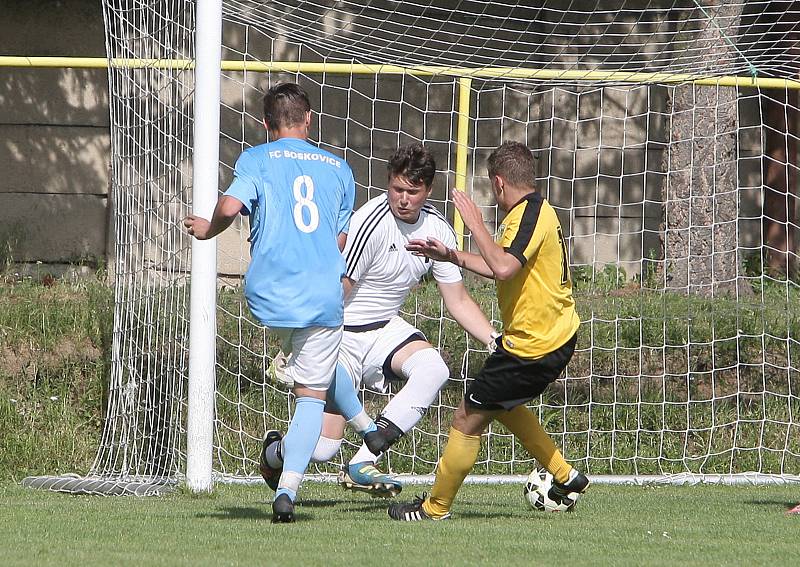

{"left": 746, "top": 499, "right": 800, "bottom": 511}
{"left": 342, "top": 497, "right": 513, "bottom": 519}
{"left": 343, "top": 501, "right": 394, "bottom": 514}
{"left": 294, "top": 498, "right": 342, "bottom": 509}
{"left": 197, "top": 506, "right": 272, "bottom": 520}
{"left": 442, "top": 510, "right": 515, "bottom": 520}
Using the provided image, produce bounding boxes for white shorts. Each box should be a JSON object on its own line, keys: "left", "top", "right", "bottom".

{"left": 273, "top": 326, "right": 343, "bottom": 391}
{"left": 338, "top": 316, "right": 426, "bottom": 393}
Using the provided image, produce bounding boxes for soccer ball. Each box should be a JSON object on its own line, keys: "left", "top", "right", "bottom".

{"left": 523, "top": 468, "right": 580, "bottom": 512}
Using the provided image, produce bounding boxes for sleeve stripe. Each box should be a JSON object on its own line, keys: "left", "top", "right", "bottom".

{"left": 345, "top": 202, "right": 390, "bottom": 278}
{"left": 344, "top": 199, "right": 385, "bottom": 265}
{"left": 507, "top": 193, "right": 544, "bottom": 265}
{"left": 504, "top": 246, "right": 528, "bottom": 267}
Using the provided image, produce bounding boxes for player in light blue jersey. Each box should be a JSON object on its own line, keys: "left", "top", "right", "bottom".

{"left": 227, "top": 125, "right": 352, "bottom": 328}
{"left": 184, "top": 83, "right": 388, "bottom": 523}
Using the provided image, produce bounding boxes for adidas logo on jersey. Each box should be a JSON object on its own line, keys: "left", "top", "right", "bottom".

{"left": 388, "top": 243, "right": 398, "bottom": 252}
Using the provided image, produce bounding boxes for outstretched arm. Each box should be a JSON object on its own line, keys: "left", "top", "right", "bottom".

{"left": 183, "top": 195, "right": 243, "bottom": 240}
{"left": 406, "top": 190, "right": 524, "bottom": 280}
{"left": 406, "top": 236, "right": 495, "bottom": 278}
{"left": 437, "top": 280, "right": 496, "bottom": 345}
{"left": 450, "top": 189, "right": 522, "bottom": 281}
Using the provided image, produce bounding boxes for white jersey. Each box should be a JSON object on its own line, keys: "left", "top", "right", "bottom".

{"left": 342, "top": 194, "right": 462, "bottom": 325}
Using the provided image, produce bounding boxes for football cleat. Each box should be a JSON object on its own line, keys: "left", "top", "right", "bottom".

{"left": 387, "top": 494, "right": 450, "bottom": 521}
{"left": 338, "top": 462, "right": 402, "bottom": 498}
{"left": 259, "top": 430, "right": 284, "bottom": 491}
{"left": 363, "top": 429, "right": 390, "bottom": 455}
{"left": 548, "top": 468, "right": 590, "bottom": 507}
{"left": 271, "top": 493, "right": 295, "bottom": 523}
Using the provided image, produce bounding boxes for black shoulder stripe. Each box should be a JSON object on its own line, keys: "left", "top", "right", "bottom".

{"left": 504, "top": 246, "right": 528, "bottom": 267}
{"left": 507, "top": 193, "right": 543, "bottom": 266}
{"left": 423, "top": 204, "right": 457, "bottom": 241}
{"left": 345, "top": 200, "right": 388, "bottom": 265}
{"left": 423, "top": 203, "right": 448, "bottom": 222}
{"left": 345, "top": 200, "right": 389, "bottom": 264}
{"left": 345, "top": 202, "right": 391, "bottom": 278}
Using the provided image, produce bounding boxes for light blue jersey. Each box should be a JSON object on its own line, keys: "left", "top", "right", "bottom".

{"left": 224, "top": 137, "right": 355, "bottom": 328}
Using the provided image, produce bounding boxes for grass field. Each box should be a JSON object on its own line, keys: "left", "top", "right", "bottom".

{"left": 2, "top": 481, "right": 798, "bottom": 567}
{"left": 2, "top": 275, "right": 800, "bottom": 566}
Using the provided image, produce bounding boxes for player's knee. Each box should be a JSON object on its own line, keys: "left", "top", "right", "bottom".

{"left": 401, "top": 348, "right": 449, "bottom": 390}
{"left": 310, "top": 435, "right": 342, "bottom": 463}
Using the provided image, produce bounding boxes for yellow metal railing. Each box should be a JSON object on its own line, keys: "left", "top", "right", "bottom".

{"left": 5, "top": 55, "right": 800, "bottom": 250}
{"left": 4, "top": 57, "right": 800, "bottom": 89}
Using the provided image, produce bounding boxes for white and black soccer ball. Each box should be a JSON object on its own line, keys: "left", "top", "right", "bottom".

{"left": 524, "top": 468, "right": 580, "bottom": 512}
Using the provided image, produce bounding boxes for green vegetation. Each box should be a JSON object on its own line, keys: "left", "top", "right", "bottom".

{"left": 1, "top": 262, "right": 799, "bottom": 481}
{"left": 1, "top": 481, "right": 798, "bottom": 567}
{"left": 0, "top": 276, "right": 112, "bottom": 480}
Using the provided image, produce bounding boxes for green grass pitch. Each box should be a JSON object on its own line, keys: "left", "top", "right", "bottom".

{"left": 2, "top": 481, "right": 798, "bottom": 566}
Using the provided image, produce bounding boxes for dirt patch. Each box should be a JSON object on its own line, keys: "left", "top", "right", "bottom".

{"left": 0, "top": 338, "right": 102, "bottom": 380}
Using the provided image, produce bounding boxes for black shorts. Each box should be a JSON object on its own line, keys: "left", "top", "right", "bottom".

{"left": 465, "top": 332, "right": 577, "bottom": 411}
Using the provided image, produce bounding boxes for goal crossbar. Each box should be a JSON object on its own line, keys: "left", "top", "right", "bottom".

{"left": 4, "top": 56, "right": 800, "bottom": 90}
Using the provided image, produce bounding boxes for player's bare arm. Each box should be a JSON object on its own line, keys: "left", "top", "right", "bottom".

{"left": 405, "top": 236, "right": 493, "bottom": 278}
{"left": 437, "top": 281, "right": 495, "bottom": 345}
{"left": 451, "top": 189, "right": 522, "bottom": 280}
{"left": 183, "top": 195, "right": 243, "bottom": 240}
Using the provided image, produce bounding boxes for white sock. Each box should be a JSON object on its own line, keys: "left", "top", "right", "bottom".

{"left": 310, "top": 435, "right": 343, "bottom": 463}
{"left": 382, "top": 348, "right": 449, "bottom": 432}
{"left": 347, "top": 410, "right": 373, "bottom": 435}
{"left": 265, "top": 440, "right": 283, "bottom": 468}
{"left": 350, "top": 443, "right": 380, "bottom": 465}
{"left": 277, "top": 471, "right": 303, "bottom": 496}
{"left": 349, "top": 348, "right": 449, "bottom": 465}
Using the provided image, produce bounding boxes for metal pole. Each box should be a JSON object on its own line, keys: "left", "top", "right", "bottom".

{"left": 186, "top": 0, "right": 222, "bottom": 493}
{"left": 453, "top": 77, "right": 473, "bottom": 251}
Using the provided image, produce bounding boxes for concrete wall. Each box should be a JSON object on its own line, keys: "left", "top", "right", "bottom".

{"left": 1, "top": 1, "right": 771, "bottom": 281}
{"left": 0, "top": 0, "right": 109, "bottom": 269}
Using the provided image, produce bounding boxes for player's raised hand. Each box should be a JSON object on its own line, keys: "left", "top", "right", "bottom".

{"left": 451, "top": 189, "right": 484, "bottom": 232}
{"left": 183, "top": 214, "right": 212, "bottom": 240}
{"left": 406, "top": 237, "right": 451, "bottom": 262}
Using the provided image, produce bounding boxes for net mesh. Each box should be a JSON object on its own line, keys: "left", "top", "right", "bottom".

{"left": 77, "top": 0, "right": 800, "bottom": 491}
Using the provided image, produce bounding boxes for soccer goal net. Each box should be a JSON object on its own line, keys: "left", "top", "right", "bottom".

{"left": 27, "top": 0, "right": 800, "bottom": 494}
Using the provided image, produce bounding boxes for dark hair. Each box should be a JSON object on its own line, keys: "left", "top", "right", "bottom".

{"left": 387, "top": 142, "right": 436, "bottom": 187}
{"left": 487, "top": 142, "right": 536, "bottom": 189}
{"left": 263, "top": 83, "right": 311, "bottom": 130}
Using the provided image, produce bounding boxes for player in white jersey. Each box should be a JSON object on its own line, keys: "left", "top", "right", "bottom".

{"left": 266, "top": 143, "right": 498, "bottom": 496}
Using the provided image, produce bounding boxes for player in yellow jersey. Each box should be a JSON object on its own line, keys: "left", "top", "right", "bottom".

{"left": 389, "top": 141, "right": 589, "bottom": 521}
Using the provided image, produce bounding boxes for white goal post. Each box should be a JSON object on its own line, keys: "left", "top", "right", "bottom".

{"left": 185, "top": 0, "right": 222, "bottom": 494}
{"left": 24, "top": 0, "right": 800, "bottom": 495}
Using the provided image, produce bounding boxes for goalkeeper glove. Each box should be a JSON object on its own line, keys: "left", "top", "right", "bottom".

{"left": 268, "top": 351, "right": 293, "bottom": 388}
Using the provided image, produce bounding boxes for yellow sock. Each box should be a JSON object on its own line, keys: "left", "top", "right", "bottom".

{"left": 423, "top": 427, "right": 481, "bottom": 518}
{"left": 497, "top": 405, "right": 572, "bottom": 484}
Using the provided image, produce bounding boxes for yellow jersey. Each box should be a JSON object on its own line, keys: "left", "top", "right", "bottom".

{"left": 496, "top": 192, "right": 580, "bottom": 358}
